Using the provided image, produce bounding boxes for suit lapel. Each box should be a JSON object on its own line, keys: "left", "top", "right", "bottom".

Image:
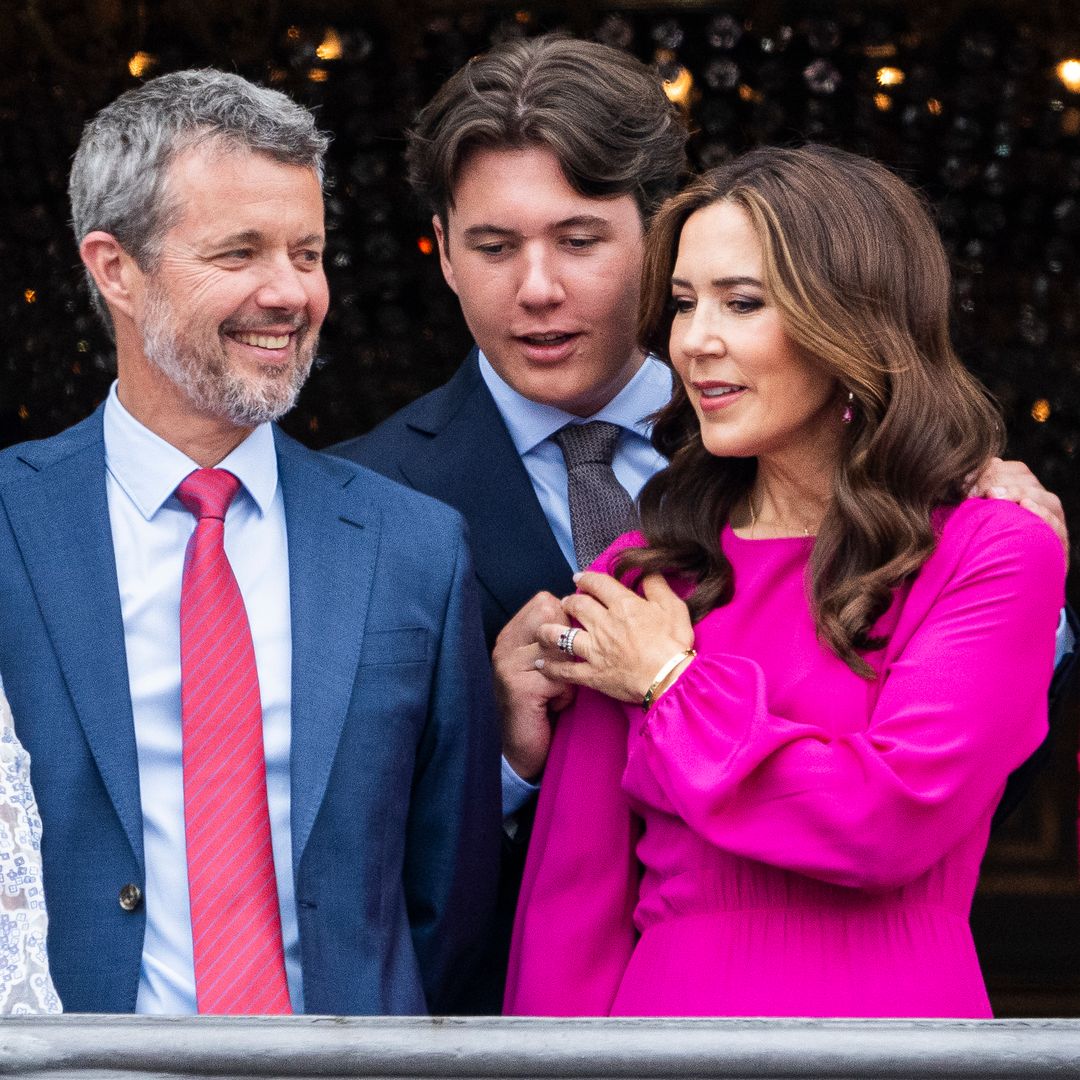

{"left": 277, "top": 430, "right": 380, "bottom": 866}
{"left": 1, "top": 412, "right": 143, "bottom": 866}
{"left": 398, "top": 355, "right": 574, "bottom": 621}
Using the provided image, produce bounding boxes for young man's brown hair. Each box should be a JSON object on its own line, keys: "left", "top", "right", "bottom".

{"left": 407, "top": 34, "right": 689, "bottom": 230}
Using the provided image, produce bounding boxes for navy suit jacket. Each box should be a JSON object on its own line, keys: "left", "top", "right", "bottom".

{"left": 0, "top": 407, "right": 500, "bottom": 1015}
{"left": 334, "top": 350, "right": 575, "bottom": 653}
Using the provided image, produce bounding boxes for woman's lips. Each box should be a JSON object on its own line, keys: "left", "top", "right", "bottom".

{"left": 695, "top": 384, "right": 747, "bottom": 411}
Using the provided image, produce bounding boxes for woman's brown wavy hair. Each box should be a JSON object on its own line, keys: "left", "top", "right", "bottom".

{"left": 619, "top": 144, "right": 1004, "bottom": 678}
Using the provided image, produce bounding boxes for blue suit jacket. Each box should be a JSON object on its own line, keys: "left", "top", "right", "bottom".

{"left": 333, "top": 350, "right": 575, "bottom": 653}
{"left": 0, "top": 407, "right": 501, "bottom": 1015}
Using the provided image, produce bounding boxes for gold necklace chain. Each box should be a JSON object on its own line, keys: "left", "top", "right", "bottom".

{"left": 747, "top": 493, "right": 811, "bottom": 538}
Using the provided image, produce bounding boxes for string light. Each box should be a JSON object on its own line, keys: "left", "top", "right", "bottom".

{"left": 24, "top": 289, "right": 36, "bottom": 303}
{"left": 1031, "top": 399, "right": 1051, "bottom": 422}
{"left": 316, "top": 29, "right": 342, "bottom": 61}
{"left": 1056, "top": 59, "right": 1080, "bottom": 93}
{"left": 417, "top": 236, "right": 434, "bottom": 255}
{"left": 874, "top": 93, "right": 892, "bottom": 111}
{"left": 307, "top": 69, "right": 329, "bottom": 83}
{"left": 927, "top": 98, "right": 943, "bottom": 115}
{"left": 127, "top": 51, "right": 156, "bottom": 78}
{"left": 663, "top": 65, "right": 694, "bottom": 107}
{"left": 738, "top": 83, "right": 762, "bottom": 103}
{"left": 876, "top": 66, "right": 905, "bottom": 87}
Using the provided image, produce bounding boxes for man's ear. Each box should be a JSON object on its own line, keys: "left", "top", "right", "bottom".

{"left": 79, "top": 231, "right": 144, "bottom": 321}
{"left": 432, "top": 215, "right": 458, "bottom": 296}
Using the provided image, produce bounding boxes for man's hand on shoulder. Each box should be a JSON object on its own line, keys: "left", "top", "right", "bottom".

{"left": 494, "top": 591, "right": 576, "bottom": 782}
{"left": 970, "top": 457, "right": 1069, "bottom": 568}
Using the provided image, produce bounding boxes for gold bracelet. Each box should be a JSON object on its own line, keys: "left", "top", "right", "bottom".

{"left": 641, "top": 649, "right": 696, "bottom": 711}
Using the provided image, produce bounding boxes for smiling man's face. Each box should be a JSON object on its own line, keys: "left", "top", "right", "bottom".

{"left": 136, "top": 143, "right": 329, "bottom": 429}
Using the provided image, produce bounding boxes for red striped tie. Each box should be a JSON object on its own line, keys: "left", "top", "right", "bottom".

{"left": 176, "top": 468, "right": 291, "bottom": 1015}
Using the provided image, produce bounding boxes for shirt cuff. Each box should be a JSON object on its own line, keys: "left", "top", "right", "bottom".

{"left": 1054, "top": 607, "right": 1075, "bottom": 671}
{"left": 501, "top": 755, "right": 540, "bottom": 820}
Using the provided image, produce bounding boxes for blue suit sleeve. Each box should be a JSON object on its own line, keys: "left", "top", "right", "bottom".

{"left": 404, "top": 521, "right": 501, "bottom": 1013}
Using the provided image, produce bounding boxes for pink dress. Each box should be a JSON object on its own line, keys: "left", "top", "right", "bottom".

{"left": 504, "top": 500, "right": 1064, "bottom": 1018}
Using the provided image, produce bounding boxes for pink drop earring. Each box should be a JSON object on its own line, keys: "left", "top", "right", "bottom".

{"left": 841, "top": 390, "right": 854, "bottom": 424}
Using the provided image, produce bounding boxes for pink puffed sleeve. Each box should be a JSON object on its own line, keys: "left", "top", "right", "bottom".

{"left": 628, "top": 502, "right": 1064, "bottom": 890}
{"left": 503, "top": 534, "right": 646, "bottom": 1016}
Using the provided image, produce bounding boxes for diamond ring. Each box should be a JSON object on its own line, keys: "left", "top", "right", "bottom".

{"left": 557, "top": 627, "right": 580, "bottom": 657}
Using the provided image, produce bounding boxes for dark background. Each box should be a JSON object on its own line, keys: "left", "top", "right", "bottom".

{"left": 2, "top": 0, "right": 1078, "bottom": 1014}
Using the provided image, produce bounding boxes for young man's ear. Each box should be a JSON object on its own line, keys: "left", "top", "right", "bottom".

{"left": 79, "top": 231, "right": 144, "bottom": 321}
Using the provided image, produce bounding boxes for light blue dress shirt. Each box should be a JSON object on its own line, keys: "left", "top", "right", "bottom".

{"left": 480, "top": 354, "right": 672, "bottom": 812}
{"left": 1054, "top": 609, "right": 1074, "bottom": 669}
{"left": 478, "top": 352, "right": 672, "bottom": 573}
{"left": 103, "top": 384, "right": 302, "bottom": 1014}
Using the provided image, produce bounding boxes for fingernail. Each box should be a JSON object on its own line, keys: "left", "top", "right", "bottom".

{"left": 572, "top": 572, "right": 582, "bottom": 583}
{"left": 534, "top": 658, "right": 545, "bottom": 670}
{"left": 990, "top": 486, "right": 1007, "bottom": 498}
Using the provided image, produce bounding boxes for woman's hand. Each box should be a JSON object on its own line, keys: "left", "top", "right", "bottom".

{"left": 969, "top": 457, "right": 1069, "bottom": 567}
{"left": 535, "top": 571, "right": 695, "bottom": 704}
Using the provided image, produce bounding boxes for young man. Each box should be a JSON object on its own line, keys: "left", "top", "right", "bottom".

{"left": 334, "top": 36, "right": 686, "bottom": 781}
{"left": 0, "top": 69, "right": 499, "bottom": 1015}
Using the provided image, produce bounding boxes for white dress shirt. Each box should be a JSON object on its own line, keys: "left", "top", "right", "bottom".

{"left": 103, "top": 384, "right": 301, "bottom": 1013}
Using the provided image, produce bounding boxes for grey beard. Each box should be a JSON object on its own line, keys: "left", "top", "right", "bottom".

{"left": 141, "top": 291, "right": 316, "bottom": 428}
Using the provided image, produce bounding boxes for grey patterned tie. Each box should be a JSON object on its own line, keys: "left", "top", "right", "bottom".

{"left": 552, "top": 421, "right": 636, "bottom": 570}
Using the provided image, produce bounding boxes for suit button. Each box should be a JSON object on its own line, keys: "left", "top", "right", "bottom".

{"left": 118, "top": 884, "right": 142, "bottom": 911}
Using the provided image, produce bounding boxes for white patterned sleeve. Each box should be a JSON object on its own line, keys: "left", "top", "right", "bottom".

{"left": 0, "top": 683, "right": 61, "bottom": 1013}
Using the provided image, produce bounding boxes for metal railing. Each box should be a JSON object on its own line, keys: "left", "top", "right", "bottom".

{"left": 2, "top": 1016, "right": 1080, "bottom": 1079}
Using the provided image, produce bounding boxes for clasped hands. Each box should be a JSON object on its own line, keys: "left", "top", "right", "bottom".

{"left": 495, "top": 571, "right": 694, "bottom": 781}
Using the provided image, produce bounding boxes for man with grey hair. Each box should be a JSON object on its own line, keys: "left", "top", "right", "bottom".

{"left": 0, "top": 68, "right": 499, "bottom": 1015}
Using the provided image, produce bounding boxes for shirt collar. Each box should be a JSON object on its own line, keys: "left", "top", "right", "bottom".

{"left": 102, "top": 381, "right": 279, "bottom": 520}
{"left": 477, "top": 351, "right": 674, "bottom": 455}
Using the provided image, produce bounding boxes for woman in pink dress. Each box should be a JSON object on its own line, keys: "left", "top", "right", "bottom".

{"left": 502, "top": 145, "right": 1065, "bottom": 1019}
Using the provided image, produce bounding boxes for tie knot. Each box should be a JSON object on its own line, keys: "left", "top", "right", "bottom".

{"left": 553, "top": 421, "right": 622, "bottom": 468}
{"left": 176, "top": 469, "right": 242, "bottom": 521}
